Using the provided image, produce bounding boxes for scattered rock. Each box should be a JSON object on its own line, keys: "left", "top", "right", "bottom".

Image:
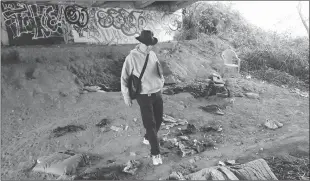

{"left": 189, "top": 158, "right": 196, "bottom": 164}
{"left": 110, "top": 126, "right": 123, "bottom": 132}
{"left": 122, "top": 160, "right": 141, "bottom": 175}
{"left": 245, "top": 92, "right": 260, "bottom": 99}
{"left": 194, "top": 156, "right": 202, "bottom": 162}
{"left": 264, "top": 120, "right": 283, "bottom": 130}
{"left": 169, "top": 172, "right": 186, "bottom": 180}
{"left": 236, "top": 141, "right": 243, "bottom": 146}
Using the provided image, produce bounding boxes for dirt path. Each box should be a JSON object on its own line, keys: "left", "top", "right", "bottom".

{"left": 1, "top": 79, "right": 309, "bottom": 180}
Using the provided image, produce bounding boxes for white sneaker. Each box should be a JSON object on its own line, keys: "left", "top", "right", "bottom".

{"left": 152, "top": 154, "right": 163, "bottom": 165}
{"left": 143, "top": 138, "right": 150, "bottom": 145}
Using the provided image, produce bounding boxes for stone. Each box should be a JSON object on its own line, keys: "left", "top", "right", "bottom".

{"left": 264, "top": 120, "right": 283, "bottom": 130}
{"left": 110, "top": 126, "right": 123, "bottom": 132}
{"left": 245, "top": 92, "right": 260, "bottom": 99}
{"left": 236, "top": 141, "right": 243, "bottom": 146}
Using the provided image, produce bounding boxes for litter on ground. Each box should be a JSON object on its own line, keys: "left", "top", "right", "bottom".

{"left": 50, "top": 125, "right": 86, "bottom": 138}
{"left": 33, "top": 150, "right": 88, "bottom": 177}
{"left": 122, "top": 160, "right": 141, "bottom": 175}
{"left": 95, "top": 118, "right": 110, "bottom": 128}
{"left": 162, "top": 114, "right": 188, "bottom": 130}
{"left": 199, "top": 105, "right": 225, "bottom": 115}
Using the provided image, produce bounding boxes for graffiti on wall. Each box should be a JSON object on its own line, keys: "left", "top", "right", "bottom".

{"left": 1, "top": 2, "right": 64, "bottom": 39}
{"left": 72, "top": 7, "right": 183, "bottom": 44}
{"left": 1, "top": 1, "right": 183, "bottom": 45}
{"left": 96, "top": 8, "right": 147, "bottom": 36}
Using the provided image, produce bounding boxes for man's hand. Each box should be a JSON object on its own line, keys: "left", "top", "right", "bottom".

{"left": 124, "top": 97, "right": 132, "bottom": 107}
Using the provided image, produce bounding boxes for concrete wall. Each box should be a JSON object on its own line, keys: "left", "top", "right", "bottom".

{"left": 1, "top": 1, "right": 183, "bottom": 46}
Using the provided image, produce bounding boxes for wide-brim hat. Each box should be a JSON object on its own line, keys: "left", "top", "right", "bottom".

{"left": 135, "top": 30, "right": 158, "bottom": 46}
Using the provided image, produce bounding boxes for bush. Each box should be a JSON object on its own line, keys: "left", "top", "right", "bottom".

{"left": 177, "top": 1, "right": 309, "bottom": 88}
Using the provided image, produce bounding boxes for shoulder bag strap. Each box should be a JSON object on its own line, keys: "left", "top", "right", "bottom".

{"left": 138, "top": 54, "right": 149, "bottom": 81}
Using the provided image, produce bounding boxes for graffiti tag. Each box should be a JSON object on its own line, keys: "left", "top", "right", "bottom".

{"left": 64, "top": 5, "right": 89, "bottom": 28}
{"left": 1, "top": 2, "right": 63, "bottom": 39}
{"left": 96, "top": 8, "right": 147, "bottom": 36}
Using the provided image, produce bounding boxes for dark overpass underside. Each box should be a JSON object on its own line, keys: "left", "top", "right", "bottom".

{"left": 34, "top": 1, "right": 197, "bottom": 11}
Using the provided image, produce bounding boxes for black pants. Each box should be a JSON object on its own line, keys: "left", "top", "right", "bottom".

{"left": 136, "top": 91, "right": 163, "bottom": 155}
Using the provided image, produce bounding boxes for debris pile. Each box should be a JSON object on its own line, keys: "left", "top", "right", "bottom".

{"left": 122, "top": 160, "right": 141, "bottom": 175}
{"left": 160, "top": 125, "right": 217, "bottom": 157}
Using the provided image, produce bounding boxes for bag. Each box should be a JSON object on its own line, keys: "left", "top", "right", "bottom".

{"left": 128, "top": 54, "right": 149, "bottom": 100}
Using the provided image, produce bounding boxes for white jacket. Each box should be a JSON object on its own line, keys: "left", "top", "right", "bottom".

{"left": 121, "top": 45, "right": 165, "bottom": 100}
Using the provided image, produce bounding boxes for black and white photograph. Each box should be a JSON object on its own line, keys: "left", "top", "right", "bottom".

{"left": 1, "top": 0, "right": 309, "bottom": 180}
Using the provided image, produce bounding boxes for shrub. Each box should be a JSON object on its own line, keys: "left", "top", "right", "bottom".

{"left": 177, "top": 1, "right": 309, "bottom": 88}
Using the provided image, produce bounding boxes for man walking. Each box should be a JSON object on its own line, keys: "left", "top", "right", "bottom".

{"left": 121, "top": 30, "right": 165, "bottom": 165}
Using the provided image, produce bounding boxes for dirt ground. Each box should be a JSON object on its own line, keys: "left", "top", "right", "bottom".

{"left": 1, "top": 77, "right": 309, "bottom": 180}
{"left": 1, "top": 40, "right": 309, "bottom": 180}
